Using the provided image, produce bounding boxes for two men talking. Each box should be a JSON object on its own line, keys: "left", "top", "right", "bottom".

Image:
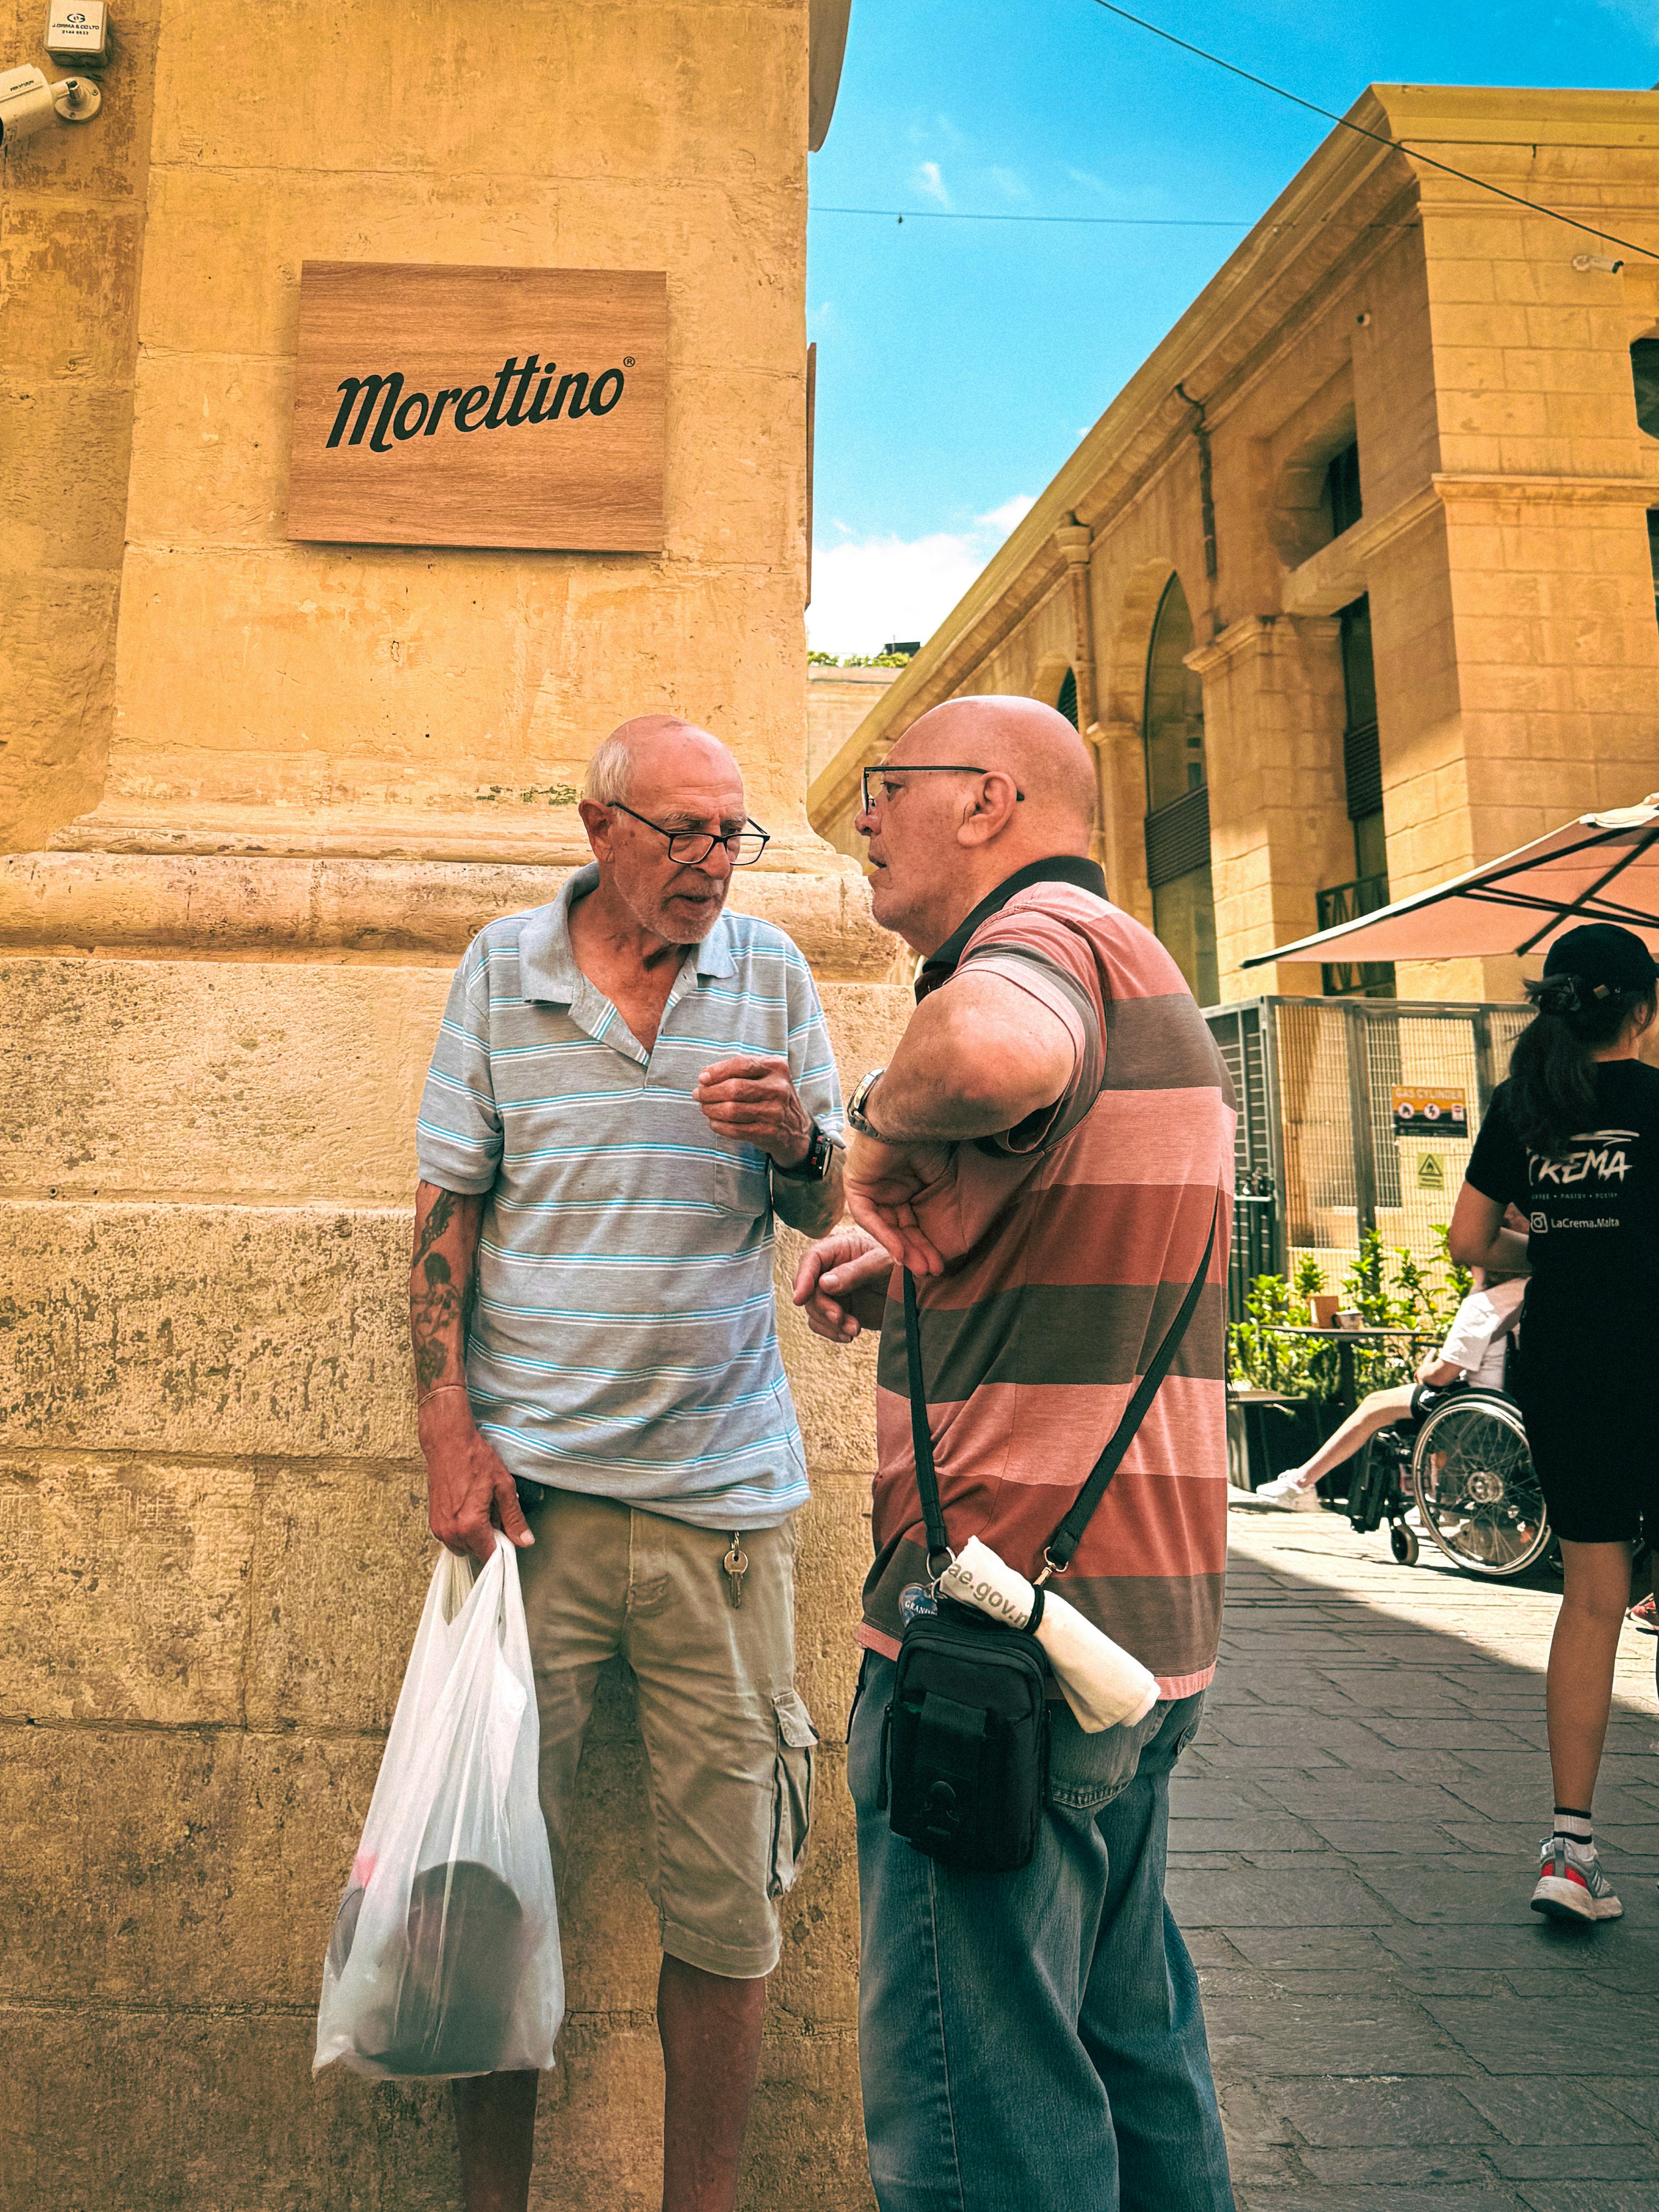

{"left": 408, "top": 699, "right": 1234, "bottom": 2212}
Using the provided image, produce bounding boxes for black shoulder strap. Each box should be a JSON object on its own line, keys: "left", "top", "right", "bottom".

{"left": 903, "top": 1267, "right": 953, "bottom": 1574}
{"left": 900, "top": 1190, "right": 1221, "bottom": 1584}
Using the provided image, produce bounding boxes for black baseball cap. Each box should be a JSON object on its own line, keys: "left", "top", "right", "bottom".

{"left": 1543, "top": 922, "right": 1659, "bottom": 994}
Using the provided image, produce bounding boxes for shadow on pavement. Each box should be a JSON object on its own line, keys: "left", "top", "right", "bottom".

{"left": 1178, "top": 1512, "right": 1659, "bottom": 2210}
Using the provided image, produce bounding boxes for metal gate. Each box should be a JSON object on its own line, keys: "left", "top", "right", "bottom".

{"left": 1204, "top": 997, "right": 1531, "bottom": 1320}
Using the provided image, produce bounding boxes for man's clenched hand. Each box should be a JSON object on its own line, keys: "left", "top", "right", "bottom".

{"left": 420, "top": 1392, "right": 534, "bottom": 1563}
{"left": 793, "top": 1226, "right": 893, "bottom": 1342}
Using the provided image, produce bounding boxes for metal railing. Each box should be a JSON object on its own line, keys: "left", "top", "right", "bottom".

{"left": 1316, "top": 872, "right": 1393, "bottom": 997}
{"left": 1203, "top": 994, "right": 1532, "bottom": 1323}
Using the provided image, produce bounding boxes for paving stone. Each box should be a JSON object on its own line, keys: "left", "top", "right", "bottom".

{"left": 1453, "top": 2076, "right": 1649, "bottom": 2144}
{"left": 1338, "top": 1856, "right": 1538, "bottom": 1924}
{"left": 1204, "top": 1991, "right": 1471, "bottom": 2076}
{"left": 1234, "top": 2190, "right": 1526, "bottom": 2211}
{"left": 1168, "top": 1868, "right": 1396, "bottom": 1928}
{"left": 1491, "top": 2149, "right": 1659, "bottom": 2180}
{"left": 1437, "top": 1781, "right": 1659, "bottom": 1822}
{"left": 1204, "top": 1714, "right": 1396, "bottom": 1755}
{"left": 1361, "top": 1720, "right": 1535, "bottom": 1748}
{"left": 1168, "top": 1817, "right": 1330, "bottom": 1853}
{"left": 1513, "top": 2188, "right": 1659, "bottom": 2212}
{"left": 1302, "top": 2151, "right": 1491, "bottom": 2186}
{"left": 1185, "top": 1741, "right": 1346, "bottom": 1770}
{"left": 1256, "top": 1785, "right": 1481, "bottom": 1822}
{"left": 1221, "top": 1929, "right": 1396, "bottom": 1971}
{"left": 1600, "top": 2081, "right": 1659, "bottom": 2133}
{"left": 1170, "top": 1783, "right": 1277, "bottom": 1819}
{"left": 1251, "top": 2078, "right": 1497, "bottom": 2146}
{"left": 1416, "top": 1992, "right": 1659, "bottom": 2074}
{"left": 1303, "top": 1824, "right": 1472, "bottom": 1857}
{"left": 1373, "top": 1922, "right": 1659, "bottom": 1976}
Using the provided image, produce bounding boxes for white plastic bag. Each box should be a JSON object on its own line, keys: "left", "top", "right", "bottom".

{"left": 314, "top": 1535, "right": 562, "bottom": 2080}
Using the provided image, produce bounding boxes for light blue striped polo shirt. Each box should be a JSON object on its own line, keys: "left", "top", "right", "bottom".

{"left": 415, "top": 866, "right": 844, "bottom": 1528}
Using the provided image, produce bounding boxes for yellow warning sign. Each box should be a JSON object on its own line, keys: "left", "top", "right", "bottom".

{"left": 1391, "top": 1085, "right": 1468, "bottom": 1137}
{"left": 1416, "top": 1154, "right": 1445, "bottom": 1191}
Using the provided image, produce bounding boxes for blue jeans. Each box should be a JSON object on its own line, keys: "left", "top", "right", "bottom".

{"left": 849, "top": 1654, "right": 1234, "bottom": 2212}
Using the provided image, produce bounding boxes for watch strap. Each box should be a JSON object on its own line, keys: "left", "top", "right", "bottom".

{"left": 846, "top": 1066, "right": 887, "bottom": 1137}
{"left": 770, "top": 1121, "right": 834, "bottom": 1182}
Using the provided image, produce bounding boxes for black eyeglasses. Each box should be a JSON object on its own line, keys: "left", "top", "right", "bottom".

{"left": 859, "top": 762, "right": 1025, "bottom": 813}
{"left": 608, "top": 801, "right": 770, "bottom": 867}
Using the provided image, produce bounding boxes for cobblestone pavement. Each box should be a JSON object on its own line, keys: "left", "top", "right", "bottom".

{"left": 1181, "top": 1506, "right": 1659, "bottom": 2212}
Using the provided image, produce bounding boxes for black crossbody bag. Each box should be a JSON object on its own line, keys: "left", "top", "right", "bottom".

{"left": 880, "top": 1196, "right": 1220, "bottom": 1876}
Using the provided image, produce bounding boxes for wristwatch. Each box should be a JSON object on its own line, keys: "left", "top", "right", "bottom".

{"left": 771, "top": 1119, "right": 837, "bottom": 1183}
{"left": 845, "top": 1066, "right": 887, "bottom": 1138}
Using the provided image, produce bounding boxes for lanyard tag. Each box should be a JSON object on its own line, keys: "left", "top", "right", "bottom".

{"left": 898, "top": 1581, "right": 938, "bottom": 1625}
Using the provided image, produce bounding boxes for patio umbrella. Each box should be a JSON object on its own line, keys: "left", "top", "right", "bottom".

{"left": 1241, "top": 797, "right": 1659, "bottom": 971}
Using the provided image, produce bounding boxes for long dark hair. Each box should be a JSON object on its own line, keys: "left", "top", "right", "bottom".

{"left": 1506, "top": 972, "right": 1656, "bottom": 1158}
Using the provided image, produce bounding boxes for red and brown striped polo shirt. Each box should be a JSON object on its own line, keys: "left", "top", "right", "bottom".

{"left": 861, "top": 857, "right": 1236, "bottom": 1698}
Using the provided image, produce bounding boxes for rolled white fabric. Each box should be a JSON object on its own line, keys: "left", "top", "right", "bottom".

{"left": 939, "top": 1536, "right": 1160, "bottom": 1733}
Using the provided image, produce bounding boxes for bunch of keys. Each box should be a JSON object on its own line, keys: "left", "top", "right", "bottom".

{"left": 723, "top": 1537, "right": 749, "bottom": 1609}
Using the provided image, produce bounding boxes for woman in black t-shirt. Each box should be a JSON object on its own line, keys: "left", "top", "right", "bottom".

{"left": 1452, "top": 922, "right": 1659, "bottom": 1927}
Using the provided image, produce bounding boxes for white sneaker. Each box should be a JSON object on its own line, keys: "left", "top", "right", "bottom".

{"left": 1531, "top": 1836, "right": 1623, "bottom": 1923}
{"left": 1245, "top": 1473, "right": 1322, "bottom": 1511}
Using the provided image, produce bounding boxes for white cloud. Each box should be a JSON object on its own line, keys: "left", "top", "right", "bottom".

{"left": 988, "top": 166, "right": 1030, "bottom": 203}
{"left": 911, "top": 160, "right": 951, "bottom": 209}
{"left": 807, "top": 497, "right": 1036, "bottom": 659}
{"left": 978, "top": 492, "right": 1036, "bottom": 534}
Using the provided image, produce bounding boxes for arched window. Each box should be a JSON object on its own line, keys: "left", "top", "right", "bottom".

{"left": 1055, "top": 666, "right": 1078, "bottom": 728}
{"left": 1142, "top": 574, "right": 1217, "bottom": 1004}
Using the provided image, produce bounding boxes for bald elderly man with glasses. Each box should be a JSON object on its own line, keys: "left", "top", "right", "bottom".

{"left": 410, "top": 714, "right": 844, "bottom": 2212}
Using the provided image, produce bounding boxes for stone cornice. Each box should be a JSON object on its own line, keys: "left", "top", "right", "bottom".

{"left": 0, "top": 850, "right": 907, "bottom": 977}
{"left": 1281, "top": 472, "right": 1654, "bottom": 615}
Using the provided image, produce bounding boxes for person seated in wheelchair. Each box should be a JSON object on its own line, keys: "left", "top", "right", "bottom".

{"left": 1239, "top": 1264, "right": 1526, "bottom": 1513}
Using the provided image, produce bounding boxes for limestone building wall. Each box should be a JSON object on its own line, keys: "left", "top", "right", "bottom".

{"left": 809, "top": 86, "right": 1659, "bottom": 1009}
{"left": 0, "top": 4, "right": 902, "bottom": 2206}
{"left": 806, "top": 664, "right": 899, "bottom": 790}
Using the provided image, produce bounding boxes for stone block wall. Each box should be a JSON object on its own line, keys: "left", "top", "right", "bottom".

{"left": 0, "top": 953, "right": 909, "bottom": 2208}
{"left": 0, "top": 0, "right": 910, "bottom": 2202}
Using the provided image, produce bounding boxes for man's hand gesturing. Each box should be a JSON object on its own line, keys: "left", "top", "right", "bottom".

{"left": 420, "top": 1391, "right": 534, "bottom": 1564}
{"left": 693, "top": 1054, "right": 814, "bottom": 1165}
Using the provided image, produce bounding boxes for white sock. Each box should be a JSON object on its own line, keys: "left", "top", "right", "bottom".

{"left": 1553, "top": 1808, "right": 1593, "bottom": 1856}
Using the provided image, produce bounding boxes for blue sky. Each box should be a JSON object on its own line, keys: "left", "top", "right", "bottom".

{"left": 805, "top": 0, "right": 1659, "bottom": 654}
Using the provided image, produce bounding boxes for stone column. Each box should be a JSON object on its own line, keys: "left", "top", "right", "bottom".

{"left": 0, "top": 6, "right": 903, "bottom": 2204}
{"left": 1186, "top": 613, "right": 1351, "bottom": 1000}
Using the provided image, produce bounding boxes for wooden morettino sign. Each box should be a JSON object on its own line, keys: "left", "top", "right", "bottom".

{"left": 286, "top": 261, "right": 667, "bottom": 552}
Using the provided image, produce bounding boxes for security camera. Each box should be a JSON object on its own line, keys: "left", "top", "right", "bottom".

{"left": 1572, "top": 251, "right": 1624, "bottom": 275}
{"left": 0, "top": 61, "right": 101, "bottom": 147}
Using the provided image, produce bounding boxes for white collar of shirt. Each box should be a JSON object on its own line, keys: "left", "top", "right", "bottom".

{"left": 516, "top": 863, "right": 740, "bottom": 1006}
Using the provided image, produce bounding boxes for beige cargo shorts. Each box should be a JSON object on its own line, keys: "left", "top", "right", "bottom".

{"left": 515, "top": 1487, "right": 818, "bottom": 1980}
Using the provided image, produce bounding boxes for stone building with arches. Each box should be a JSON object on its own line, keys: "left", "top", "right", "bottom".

{"left": 808, "top": 83, "right": 1659, "bottom": 1009}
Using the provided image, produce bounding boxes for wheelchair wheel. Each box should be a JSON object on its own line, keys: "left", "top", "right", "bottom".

{"left": 1390, "top": 1522, "right": 1419, "bottom": 1566}
{"left": 1410, "top": 1391, "right": 1551, "bottom": 1578}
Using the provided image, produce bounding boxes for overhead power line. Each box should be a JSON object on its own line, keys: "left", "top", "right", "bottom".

{"left": 1087, "top": 0, "right": 1659, "bottom": 260}
{"left": 812, "top": 205, "right": 1252, "bottom": 228}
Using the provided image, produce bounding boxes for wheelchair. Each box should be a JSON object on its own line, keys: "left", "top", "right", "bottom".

{"left": 1344, "top": 1381, "right": 1553, "bottom": 1579}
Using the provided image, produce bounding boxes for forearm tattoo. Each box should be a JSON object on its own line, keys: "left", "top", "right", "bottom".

{"left": 410, "top": 1189, "right": 477, "bottom": 1394}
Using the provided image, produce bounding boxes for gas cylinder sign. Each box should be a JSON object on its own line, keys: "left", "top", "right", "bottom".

{"left": 1391, "top": 1085, "right": 1468, "bottom": 1137}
